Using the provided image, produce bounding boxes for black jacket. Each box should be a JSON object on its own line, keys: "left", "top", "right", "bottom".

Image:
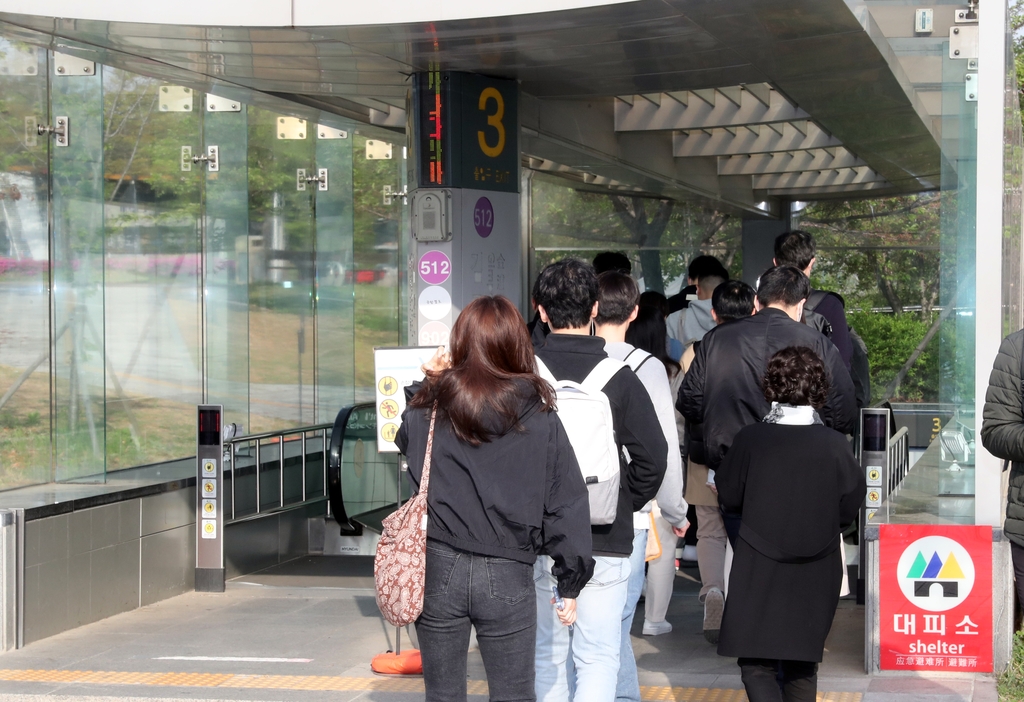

{"left": 716, "top": 423, "right": 863, "bottom": 661}
{"left": 981, "top": 330, "right": 1024, "bottom": 548}
{"left": 396, "top": 382, "right": 595, "bottom": 598}
{"left": 534, "top": 333, "right": 668, "bottom": 557}
{"left": 678, "top": 307, "right": 858, "bottom": 471}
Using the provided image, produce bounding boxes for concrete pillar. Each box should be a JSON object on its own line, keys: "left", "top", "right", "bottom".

{"left": 740, "top": 210, "right": 791, "bottom": 286}
{"left": 408, "top": 71, "right": 522, "bottom": 347}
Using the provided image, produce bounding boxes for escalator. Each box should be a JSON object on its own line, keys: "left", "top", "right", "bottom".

{"left": 326, "top": 403, "right": 409, "bottom": 538}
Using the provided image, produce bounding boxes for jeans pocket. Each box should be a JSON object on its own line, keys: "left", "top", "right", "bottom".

{"left": 587, "top": 556, "right": 627, "bottom": 587}
{"left": 424, "top": 546, "right": 459, "bottom": 598}
{"left": 486, "top": 558, "right": 532, "bottom": 605}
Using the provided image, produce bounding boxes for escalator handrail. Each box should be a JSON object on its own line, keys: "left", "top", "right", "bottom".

{"left": 328, "top": 402, "right": 375, "bottom": 536}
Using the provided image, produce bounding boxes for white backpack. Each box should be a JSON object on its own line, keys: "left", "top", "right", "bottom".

{"left": 535, "top": 356, "right": 623, "bottom": 525}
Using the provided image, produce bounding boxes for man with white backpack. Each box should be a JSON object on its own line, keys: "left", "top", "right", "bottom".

{"left": 532, "top": 259, "right": 668, "bottom": 702}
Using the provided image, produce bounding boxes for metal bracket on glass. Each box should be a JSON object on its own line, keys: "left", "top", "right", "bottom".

{"left": 318, "top": 125, "right": 347, "bottom": 139}
{"left": 297, "top": 168, "right": 328, "bottom": 191}
{"left": 383, "top": 184, "right": 408, "bottom": 205}
{"left": 1, "top": 46, "right": 39, "bottom": 76}
{"left": 159, "top": 86, "right": 194, "bottom": 112}
{"left": 52, "top": 52, "right": 94, "bottom": 76}
{"left": 949, "top": 25, "right": 979, "bottom": 59}
{"left": 954, "top": 2, "right": 978, "bottom": 23}
{"left": 24, "top": 117, "right": 38, "bottom": 148}
{"left": 206, "top": 94, "right": 241, "bottom": 112}
{"left": 37, "top": 117, "right": 69, "bottom": 147}
{"left": 278, "top": 117, "right": 307, "bottom": 140}
{"left": 366, "top": 140, "right": 393, "bottom": 159}
{"left": 965, "top": 73, "right": 978, "bottom": 102}
{"left": 192, "top": 145, "right": 220, "bottom": 172}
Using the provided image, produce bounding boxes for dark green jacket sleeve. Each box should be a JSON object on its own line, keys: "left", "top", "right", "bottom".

{"left": 982, "top": 331, "right": 1024, "bottom": 463}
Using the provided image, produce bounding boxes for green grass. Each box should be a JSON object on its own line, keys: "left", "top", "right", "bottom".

{"left": 1000, "top": 630, "right": 1024, "bottom": 701}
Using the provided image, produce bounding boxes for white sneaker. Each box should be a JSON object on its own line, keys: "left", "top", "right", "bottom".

{"left": 681, "top": 545, "right": 698, "bottom": 562}
{"left": 703, "top": 587, "right": 724, "bottom": 644}
{"left": 642, "top": 620, "right": 673, "bottom": 636}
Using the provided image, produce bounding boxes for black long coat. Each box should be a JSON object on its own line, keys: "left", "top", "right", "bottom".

{"left": 716, "top": 422, "right": 863, "bottom": 662}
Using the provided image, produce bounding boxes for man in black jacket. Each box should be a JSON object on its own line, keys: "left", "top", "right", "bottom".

{"left": 981, "top": 329, "right": 1024, "bottom": 612}
{"left": 678, "top": 266, "right": 858, "bottom": 510}
{"left": 532, "top": 258, "right": 668, "bottom": 702}
{"left": 774, "top": 230, "right": 853, "bottom": 372}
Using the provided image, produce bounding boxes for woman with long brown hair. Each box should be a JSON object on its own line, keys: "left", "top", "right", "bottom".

{"left": 396, "top": 295, "right": 594, "bottom": 702}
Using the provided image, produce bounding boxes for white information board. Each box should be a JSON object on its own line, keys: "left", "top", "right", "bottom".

{"left": 373, "top": 346, "right": 437, "bottom": 452}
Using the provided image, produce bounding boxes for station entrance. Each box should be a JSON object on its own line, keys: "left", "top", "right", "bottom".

{"left": 0, "top": 0, "right": 1020, "bottom": 684}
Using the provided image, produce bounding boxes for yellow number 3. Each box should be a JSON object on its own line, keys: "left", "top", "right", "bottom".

{"left": 478, "top": 87, "right": 505, "bottom": 158}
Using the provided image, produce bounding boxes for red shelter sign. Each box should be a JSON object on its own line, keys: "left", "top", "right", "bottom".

{"left": 879, "top": 525, "right": 992, "bottom": 672}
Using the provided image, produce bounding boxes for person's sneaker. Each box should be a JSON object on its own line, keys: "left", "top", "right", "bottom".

{"left": 681, "top": 544, "right": 698, "bottom": 562}
{"left": 642, "top": 620, "right": 673, "bottom": 636}
{"left": 703, "top": 587, "right": 724, "bottom": 644}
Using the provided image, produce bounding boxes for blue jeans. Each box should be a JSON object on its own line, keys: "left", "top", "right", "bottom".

{"left": 615, "top": 529, "right": 648, "bottom": 702}
{"left": 416, "top": 540, "right": 537, "bottom": 702}
{"left": 534, "top": 554, "right": 631, "bottom": 702}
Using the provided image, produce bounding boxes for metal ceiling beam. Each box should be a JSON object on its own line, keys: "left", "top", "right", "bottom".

{"left": 752, "top": 166, "right": 887, "bottom": 191}
{"left": 673, "top": 122, "right": 842, "bottom": 157}
{"left": 717, "top": 147, "right": 865, "bottom": 176}
{"left": 757, "top": 181, "right": 892, "bottom": 197}
{"left": 521, "top": 95, "right": 774, "bottom": 216}
{"left": 615, "top": 85, "right": 809, "bottom": 132}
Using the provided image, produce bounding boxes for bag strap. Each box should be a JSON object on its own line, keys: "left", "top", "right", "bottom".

{"left": 418, "top": 403, "right": 438, "bottom": 493}
{"left": 580, "top": 357, "right": 624, "bottom": 394}
{"left": 535, "top": 356, "right": 557, "bottom": 385}
{"left": 805, "top": 289, "right": 828, "bottom": 313}
{"left": 623, "top": 347, "right": 654, "bottom": 373}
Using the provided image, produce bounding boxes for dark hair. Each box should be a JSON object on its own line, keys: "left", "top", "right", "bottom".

{"left": 688, "top": 255, "right": 729, "bottom": 281}
{"left": 409, "top": 296, "right": 554, "bottom": 445}
{"left": 697, "top": 275, "right": 726, "bottom": 298}
{"left": 774, "top": 230, "right": 816, "bottom": 270}
{"left": 533, "top": 258, "right": 599, "bottom": 330}
{"left": 757, "top": 265, "right": 810, "bottom": 307}
{"left": 712, "top": 280, "right": 756, "bottom": 322}
{"left": 638, "top": 290, "right": 669, "bottom": 317}
{"left": 763, "top": 346, "right": 829, "bottom": 409}
{"left": 596, "top": 271, "right": 639, "bottom": 325}
{"left": 626, "top": 305, "right": 681, "bottom": 378}
{"left": 593, "top": 251, "right": 632, "bottom": 275}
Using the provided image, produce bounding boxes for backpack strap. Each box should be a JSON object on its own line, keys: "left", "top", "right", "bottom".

{"left": 581, "top": 357, "right": 626, "bottom": 393}
{"left": 623, "top": 347, "right": 654, "bottom": 373}
{"left": 805, "top": 289, "right": 828, "bottom": 313}
{"left": 535, "top": 356, "right": 557, "bottom": 385}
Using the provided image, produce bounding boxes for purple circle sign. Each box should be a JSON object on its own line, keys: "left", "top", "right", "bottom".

{"left": 474, "top": 197, "right": 494, "bottom": 238}
{"left": 418, "top": 250, "right": 451, "bottom": 285}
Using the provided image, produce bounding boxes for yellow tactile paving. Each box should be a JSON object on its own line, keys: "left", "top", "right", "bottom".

{"left": 0, "top": 668, "right": 862, "bottom": 701}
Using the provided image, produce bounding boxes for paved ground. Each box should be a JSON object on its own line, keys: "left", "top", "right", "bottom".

{"left": 0, "top": 557, "right": 998, "bottom": 701}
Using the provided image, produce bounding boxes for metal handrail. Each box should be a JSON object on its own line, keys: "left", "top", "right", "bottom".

{"left": 224, "top": 421, "right": 333, "bottom": 524}
{"left": 887, "top": 426, "right": 911, "bottom": 496}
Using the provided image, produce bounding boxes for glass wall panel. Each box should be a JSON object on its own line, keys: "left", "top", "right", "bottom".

{"left": 529, "top": 171, "right": 742, "bottom": 293}
{"left": 204, "top": 104, "right": 249, "bottom": 430}
{"left": 314, "top": 122, "right": 355, "bottom": 422}
{"left": 102, "top": 72, "right": 203, "bottom": 470}
{"left": 352, "top": 129, "right": 404, "bottom": 399}
{"left": 0, "top": 41, "right": 50, "bottom": 489}
{"left": 52, "top": 63, "right": 104, "bottom": 481}
{"left": 246, "top": 107, "right": 316, "bottom": 432}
